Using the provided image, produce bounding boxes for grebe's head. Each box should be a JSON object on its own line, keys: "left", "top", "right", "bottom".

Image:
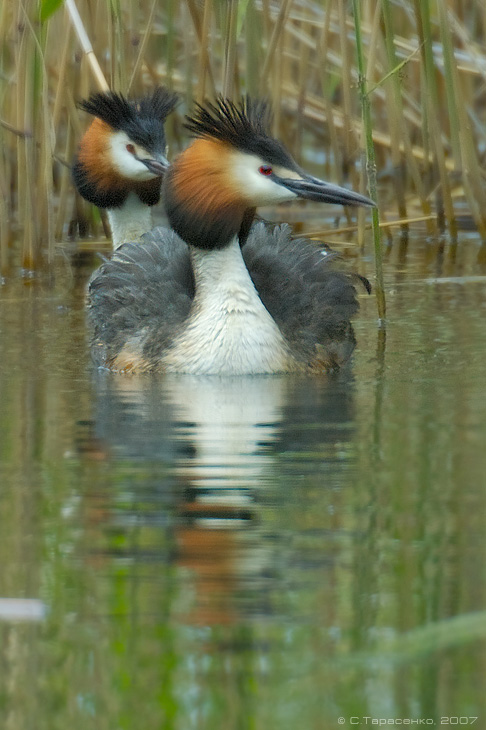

{"left": 163, "top": 97, "right": 375, "bottom": 249}
{"left": 73, "top": 88, "right": 178, "bottom": 209}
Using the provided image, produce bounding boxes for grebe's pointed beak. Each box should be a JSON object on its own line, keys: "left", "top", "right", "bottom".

{"left": 278, "top": 173, "right": 376, "bottom": 208}
{"left": 140, "top": 154, "right": 169, "bottom": 176}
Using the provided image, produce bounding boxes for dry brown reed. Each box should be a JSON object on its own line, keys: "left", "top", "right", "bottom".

{"left": 1, "top": 0, "right": 486, "bottom": 279}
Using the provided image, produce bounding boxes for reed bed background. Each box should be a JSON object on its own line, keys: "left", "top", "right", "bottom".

{"left": 1, "top": 0, "right": 486, "bottom": 276}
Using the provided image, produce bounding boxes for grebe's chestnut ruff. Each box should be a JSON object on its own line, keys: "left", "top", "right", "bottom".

{"left": 87, "top": 97, "right": 374, "bottom": 375}
{"left": 72, "top": 88, "right": 177, "bottom": 248}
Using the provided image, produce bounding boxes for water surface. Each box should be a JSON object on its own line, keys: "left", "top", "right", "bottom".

{"left": 1, "top": 231, "right": 485, "bottom": 729}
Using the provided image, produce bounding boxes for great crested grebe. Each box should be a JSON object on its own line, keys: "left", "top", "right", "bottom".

{"left": 72, "top": 87, "right": 178, "bottom": 248}
{"left": 88, "top": 97, "right": 374, "bottom": 375}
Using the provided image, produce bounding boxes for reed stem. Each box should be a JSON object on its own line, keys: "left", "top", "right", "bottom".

{"left": 65, "top": 0, "right": 109, "bottom": 92}
{"left": 413, "top": 0, "right": 456, "bottom": 238}
{"left": 352, "top": 0, "right": 385, "bottom": 323}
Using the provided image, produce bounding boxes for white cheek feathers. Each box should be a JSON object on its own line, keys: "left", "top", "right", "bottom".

{"left": 229, "top": 152, "right": 298, "bottom": 206}
{"left": 109, "top": 131, "right": 157, "bottom": 181}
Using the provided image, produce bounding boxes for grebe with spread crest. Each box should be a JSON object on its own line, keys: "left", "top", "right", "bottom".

{"left": 72, "top": 87, "right": 178, "bottom": 248}
{"left": 87, "top": 97, "right": 374, "bottom": 375}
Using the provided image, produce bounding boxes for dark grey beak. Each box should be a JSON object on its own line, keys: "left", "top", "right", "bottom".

{"left": 278, "top": 173, "right": 375, "bottom": 208}
{"left": 140, "top": 155, "right": 169, "bottom": 176}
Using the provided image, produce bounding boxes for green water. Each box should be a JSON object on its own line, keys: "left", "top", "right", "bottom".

{"left": 1, "top": 232, "right": 486, "bottom": 729}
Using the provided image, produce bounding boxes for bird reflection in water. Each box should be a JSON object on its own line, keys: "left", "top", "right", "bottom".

{"left": 76, "top": 372, "right": 357, "bottom": 624}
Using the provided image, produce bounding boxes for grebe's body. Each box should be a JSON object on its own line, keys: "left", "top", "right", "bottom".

{"left": 72, "top": 88, "right": 177, "bottom": 248}
{"left": 90, "top": 223, "right": 367, "bottom": 374}
{"left": 87, "top": 98, "right": 374, "bottom": 375}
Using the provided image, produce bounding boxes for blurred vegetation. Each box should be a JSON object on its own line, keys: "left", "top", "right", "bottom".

{"left": 1, "top": 0, "right": 486, "bottom": 273}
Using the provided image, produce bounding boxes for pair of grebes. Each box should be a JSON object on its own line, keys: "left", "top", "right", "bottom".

{"left": 73, "top": 88, "right": 374, "bottom": 375}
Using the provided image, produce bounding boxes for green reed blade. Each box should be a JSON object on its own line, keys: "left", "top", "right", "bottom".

{"left": 352, "top": 0, "right": 385, "bottom": 323}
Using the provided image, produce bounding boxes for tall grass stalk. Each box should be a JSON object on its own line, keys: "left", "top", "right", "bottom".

{"left": 380, "top": 0, "right": 435, "bottom": 236}
{"left": 337, "top": 0, "right": 355, "bottom": 183}
{"left": 316, "top": 5, "right": 341, "bottom": 186}
{"left": 437, "top": 1, "right": 486, "bottom": 240}
{"left": 0, "top": 150, "right": 9, "bottom": 274}
{"left": 127, "top": 0, "right": 158, "bottom": 93}
{"left": 222, "top": 0, "right": 238, "bottom": 97}
{"left": 413, "top": 0, "right": 456, "bottom": 238}
{"left": 192, "top": 0, "right": 215, "bottom": 102}
{"left": 165, "top": 0, "right": 176, "bottom": 91}
{"left": 244, "top": 0, "right": 259, "bottom": 97}
{"left": 259, "top": 0, "right": 293, "bottom": 94}
{"left": 352, "top": 0, "right": 385, "bottom": 322}
{"left": 65, "top": 0, "right": 108, "bottom": 91}
{"left": 379, "top": 0, "right": 408, "bottom": 225}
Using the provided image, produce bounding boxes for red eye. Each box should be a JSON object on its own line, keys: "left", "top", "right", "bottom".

{"left": 259, "top": 165, "right": 273, "bottom": 176}
{"left": 126, "top": 143, "right": 136, "bottom": 155}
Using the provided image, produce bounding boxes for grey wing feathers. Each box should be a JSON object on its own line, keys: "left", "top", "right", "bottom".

{"left": 87, "top": 227, "right": 194, "bottom": 367}
{"left": 86, "top": 221, "right": 367, "bottom": 372}
{"left": 243, "top": 222, "right": 369, "bottom": 368}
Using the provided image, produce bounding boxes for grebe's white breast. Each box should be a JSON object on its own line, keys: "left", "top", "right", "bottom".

{"left": 162, "top": 237, "right": 295, "bottom": 375}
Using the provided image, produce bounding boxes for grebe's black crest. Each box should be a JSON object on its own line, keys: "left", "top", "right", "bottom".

{"left": 79, "top": 88, "right": 178, "bottom": 154}
{"left": 184, "top": 96, "right": 300, "bottom": 172}
{"left": 73, "top": 87, "right": 177, "bottom": 210}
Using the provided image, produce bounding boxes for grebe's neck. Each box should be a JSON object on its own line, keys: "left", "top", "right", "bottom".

{"left": 107, "top": 191, "right": 154, "bottom": 248}
{"left": 189, "top": 236, "right": 252, "bottom": 297}
{"left": 162, "top": 237, "right": 294, "bottom": 375}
